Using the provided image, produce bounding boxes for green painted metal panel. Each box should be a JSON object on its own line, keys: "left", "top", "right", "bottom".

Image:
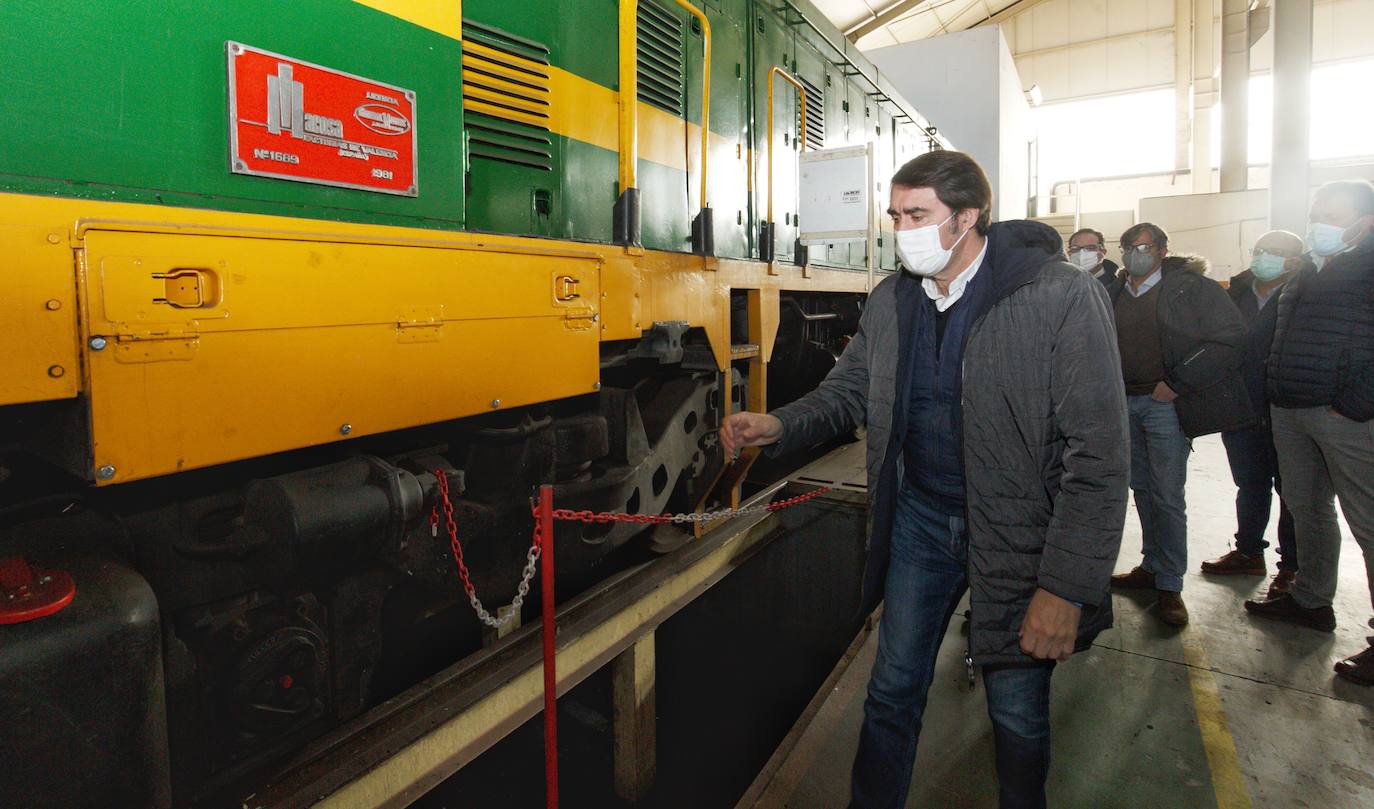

{"left": 751, "top": 1, "right": 797, "bottom": 262}
{"left": 0, "top": 0, "right": 923, "bottom": 260}
{"left": 462, "top": 0, "right": 618, "bottom": 90}
{"left": 0, "top": 0, "right": 464, "bottom": 229}
{"left": 704, "top": 15, "right": 750, "bottom": 259}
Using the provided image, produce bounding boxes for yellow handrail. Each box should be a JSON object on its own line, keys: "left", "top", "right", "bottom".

{"left": 618, "top": 0, "right": 712, "bottom": 211}
{"left": 766, "top": 65, "right": 807, "bottom": 237}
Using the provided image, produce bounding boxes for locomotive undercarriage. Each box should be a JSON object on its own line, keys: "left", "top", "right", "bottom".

{"left": 0, "top": 293, "right": 861, "bottom": 807}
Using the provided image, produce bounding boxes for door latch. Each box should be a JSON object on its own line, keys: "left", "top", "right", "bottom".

{"left": 152, "top": 269, "right": 219, "bottom": 309}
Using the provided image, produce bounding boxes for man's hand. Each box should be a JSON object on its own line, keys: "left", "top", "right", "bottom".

{"left": 1151, "top": 381, "right": 1178, "bottom": 403}
{"left": 1018, "top": 588, "right": 1081, "bottom": 661}
{"left": 720, "top": 412, "right": 784, "bottom": 458}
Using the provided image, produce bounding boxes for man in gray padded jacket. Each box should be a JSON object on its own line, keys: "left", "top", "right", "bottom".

{"left": 721, "top": 151, "right": 1128, "bottom": 809}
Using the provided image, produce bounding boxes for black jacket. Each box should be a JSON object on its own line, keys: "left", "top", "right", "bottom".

{"left": 1093, "top": 258, "right": 1119, "bottom": 288}
{"left": 1226, "top": 269, "right": 1286, "bottom": 426}
{"left": 1267, "top": 238, "right": 1374, "bottom": 421}
{"left": 1108, "top": 256, "right": 1255, "bottom": 437}
{"left": 768, "top": 221, "right": 1128, "bottom": 664}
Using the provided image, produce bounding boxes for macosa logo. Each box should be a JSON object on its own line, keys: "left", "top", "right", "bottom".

{"left": 354, "top": 103, "right": 411, "bottom": 136}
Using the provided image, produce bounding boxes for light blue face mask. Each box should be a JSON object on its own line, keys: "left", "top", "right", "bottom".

{"left": 1307, "top": 222, "right": 1349, "bottom": 257}
{"left": 1250, "top": 253, "right": 1287, "bottom": 282}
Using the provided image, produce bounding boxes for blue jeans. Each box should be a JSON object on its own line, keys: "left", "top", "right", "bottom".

{"left": 1221, "top": 425, "right": 1297, "bottom": 569}
{"left": 1128, "top": 395, "right": 1192, "bottom": 592}
{"left": 851, "top": 486, "right": 1054, "bottom": 809}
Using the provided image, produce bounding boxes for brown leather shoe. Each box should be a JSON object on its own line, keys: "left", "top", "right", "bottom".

{"left": 1334, "top": 646, "right": 1374, "bottom": 686}
{"left": 1111, "top": 566, "right": 1156, "bottom": 589}
{"left": 1157, "top": 591, "right": 1189, "bottom": 626}
{"left": 1201, "top": 549, "right": 1265, "bottom": 576}
{"left": 1244, "top": 592, "right": 1337, "bottom": 632}
{"left": 1266, "top": 569, "right": 1296, "bottom": 600}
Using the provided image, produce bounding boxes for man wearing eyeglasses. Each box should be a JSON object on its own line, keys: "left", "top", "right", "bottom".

{"left": 1107, "top": 223, "right": 1252, "bottom": 626}
{"left": 1247, "top": 180, "right": 1374, "bottom": 687}
{"left": 1066, "top": 227, "right": 1118, "bottom": 287}
{"left": 1200, "top": 231, "right": 1302, "bottom": 599}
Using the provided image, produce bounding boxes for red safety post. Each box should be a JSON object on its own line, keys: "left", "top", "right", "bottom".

{"left": 539, "top": 484, "right": 559, "bottom": 809}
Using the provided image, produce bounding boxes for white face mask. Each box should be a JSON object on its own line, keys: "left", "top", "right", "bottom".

{"left": 1071, "top": 248, "right": 1102, "bottom": 272}
{"left": 896, "top": 213, "right": 969, "bottom": 277}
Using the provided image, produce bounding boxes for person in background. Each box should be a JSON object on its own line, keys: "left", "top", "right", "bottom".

{"left": 1247, "top": 180, "right": 1374, "bottom": 687}
{"left": 1201, "top": 231, "right": 1301, "bottom": 599}
{"left": 1107, "top": 223, "right": 1253, "bottom": 626}
{"left": 1067, "top": 227, "right": 1118, "bottom": 287}
{"left": 720, "top": 150, "right": 1128, "bottom": 809}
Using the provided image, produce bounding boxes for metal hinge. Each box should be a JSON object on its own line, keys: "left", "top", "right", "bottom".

{"left": 562, "top": 306, "right": 598, "bottom": 331}
{"left": 112, "top": 328, "right": 200, "bottom": 363}
{"left": 397, "top": 305, "right": 444, "bottom": 343}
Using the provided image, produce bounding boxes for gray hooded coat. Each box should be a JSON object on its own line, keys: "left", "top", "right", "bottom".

{"left": 768, "top": 220, "right": 1129, "bottom": 665}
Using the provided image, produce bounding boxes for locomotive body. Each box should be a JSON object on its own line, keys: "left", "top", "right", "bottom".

{"left": 0, "top": 1, "right": 944, "bottom": 805}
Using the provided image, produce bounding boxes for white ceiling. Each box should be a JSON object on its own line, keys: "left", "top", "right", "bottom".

{"left": 809, "top": 0, "right": 1030, "bottom": 51}
{"left": 815, "top": 0, "right": 1374, "bottom": 105}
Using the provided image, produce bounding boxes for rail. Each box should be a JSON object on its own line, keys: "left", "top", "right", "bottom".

{"left": 618, "top": 0, "right": 713, "bottom": 251}
{"left": 247, "top": 471, "right": 840, "bottom": 809}
{"left": 763, "top": 65, "right": 807, "bottom": 264}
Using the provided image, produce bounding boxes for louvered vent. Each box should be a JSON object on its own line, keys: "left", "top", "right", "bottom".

{"left": 461, "top": 20, "right": 553, "bottom": 171}
{"left": 637, "top": 1, "right": 686, "bottom": 116}
{"left": 799, "top": 76, "right": 824, "bottom": 150}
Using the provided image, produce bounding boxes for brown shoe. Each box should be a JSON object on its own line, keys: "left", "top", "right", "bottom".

{"left": 1334, "top": 646, "right": 1374, "bottom": 686}
{"left": 1201, "top": 549, "right": 1265, "bottom": 576}
{"left": 1244, "top": 592, "right": 1337, "bottom": 632}
{"left": 1157, "top": 591, "right": 1189, "bottom": 626}
{"left": 1266, "top": 569, "right": 1296, "bottom": 600}
{"left": 1111, "top": 566, "right": 1156, "bottom": 589}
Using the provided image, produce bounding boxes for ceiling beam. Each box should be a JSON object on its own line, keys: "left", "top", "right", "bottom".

{"left": 844, "top": 0, "right": 931, "bottom": 43}
{"left": 970, "top": 0, "right": 1056, "bottom": 27}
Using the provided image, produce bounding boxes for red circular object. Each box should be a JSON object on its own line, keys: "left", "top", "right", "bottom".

{"left": 278, "top": 674, "right": 294, "bottom": 690}
{"left": 0, "top": 556, "right": 76, "bottom": 625}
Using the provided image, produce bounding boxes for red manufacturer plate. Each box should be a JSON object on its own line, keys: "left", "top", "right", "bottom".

{"left": 227, "top": 42, "right": 417, "bottom": 196}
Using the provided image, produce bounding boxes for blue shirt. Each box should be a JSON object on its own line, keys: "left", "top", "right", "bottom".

{"left": 902, "top": 261, "right": 992, "bottom": 516}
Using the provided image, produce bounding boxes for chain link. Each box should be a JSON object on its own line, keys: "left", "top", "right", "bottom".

{"left": 550, "top": 484, "right": 831, "bottom": 526}
{"left": 432, "top": 468, "right": 830, "bottom": 627}
{"left": 434, "top": 469, "right": 542, "bottom": 629}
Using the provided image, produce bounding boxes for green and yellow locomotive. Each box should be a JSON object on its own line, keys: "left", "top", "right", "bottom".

{"left": 0, "top": 1, "right": 943, "bottom": 805}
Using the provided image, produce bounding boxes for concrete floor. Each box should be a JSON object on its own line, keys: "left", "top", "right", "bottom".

{"left": 750, "top": 435, "right": 1374, "bottom": 809}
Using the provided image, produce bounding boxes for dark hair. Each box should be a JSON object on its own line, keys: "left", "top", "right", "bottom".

{"left": 1119, "top": 222, "right": 1169, "bottom": 253}
{"left": 1069, "top": 227, "right": 1105, "bottom": 248}
{"left": 891, "top": 150, "right": 993, "bottom": 235}
{"left": 1315, "top": 179, "right": 1374, "bottom": 217}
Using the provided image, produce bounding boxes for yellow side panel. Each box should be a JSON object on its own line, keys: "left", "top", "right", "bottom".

{"left": 81, "top": 229, "right": 600, "bottom": 484}
{"left": 0, "top": 224, "right": 80, "bottom": 404}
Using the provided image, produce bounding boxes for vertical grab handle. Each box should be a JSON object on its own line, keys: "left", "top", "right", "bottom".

{"left": 617, "top": 0, "right": 713, "bottom": 253}
{"left": 762, "top": 66, "right": 807, "bottom": 265}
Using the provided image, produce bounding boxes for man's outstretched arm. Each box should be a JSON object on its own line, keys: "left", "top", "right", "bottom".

{"left": 720, "top": 310, "right": 872, "bottom": 457}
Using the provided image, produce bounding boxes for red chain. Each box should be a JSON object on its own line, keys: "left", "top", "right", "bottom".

{"left": 431, "top": 470, "right": 547, "bottom": 597}
{"left": 550, "top": 508, "right": 675, "bottom": 524}
{"left": 434, "top": 470, "right": 477, "bottom": 601}
{"left": 761, "top": 485, "right": 833, "bottom": 512}
{"left": 431, "top": 467, "right": 828, "bottom": 581}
